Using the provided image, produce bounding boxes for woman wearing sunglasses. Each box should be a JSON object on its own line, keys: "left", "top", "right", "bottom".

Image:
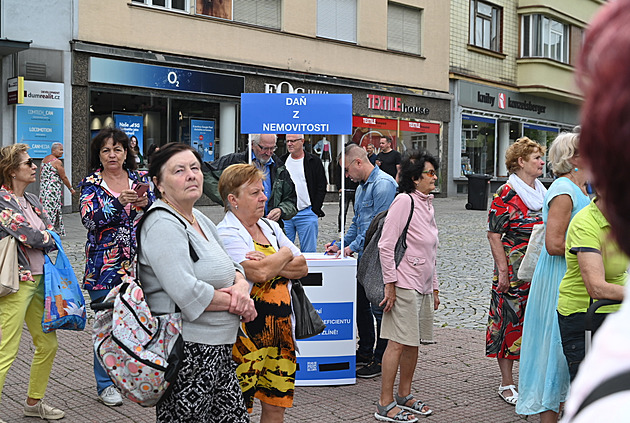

{"left": 0, "top": 144, "right": 63, "bottom": 420}
{"left": 375, "top": 150, "right": 440, "bottom": 422}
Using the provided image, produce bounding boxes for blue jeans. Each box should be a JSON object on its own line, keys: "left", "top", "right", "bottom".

{"left": 356, "top": 281, "right": 387, "bottom": 363}
{"left": 89, "top": 289, "right": 115, "bottom": 395}
{"left": 557, "top": 311, "right": 608, "bottom": 381}
{"left": 283, "top": 206, "right": 319, "bottom": 253}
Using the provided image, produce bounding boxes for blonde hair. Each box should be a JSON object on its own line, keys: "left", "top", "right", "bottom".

{"left": 505, "top": 137, "right": 547, "bottom": 174}
{"left": 0, "top": 144, "right": 29, "bottom": 189}
{"left": 548, "top": 132, "right": 579, "bottom": 175}
{"left": 218, "top": 164, "right": 265, "bottom": 212}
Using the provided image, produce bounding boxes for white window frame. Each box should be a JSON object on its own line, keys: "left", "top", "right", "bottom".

{"left": 387, "top": 2, "right": 422, "bottom": 55}
{"left": 317, "top": 0, "right": 357, "bottom": 43}
{"left": 521, "top": 14, "right": 569, "bottom": 63}
{"left": 469, "top": 0, "right": 501, "bottom": 52}
{"left": 131, "top": 0, "right": 188, "bottom": 12}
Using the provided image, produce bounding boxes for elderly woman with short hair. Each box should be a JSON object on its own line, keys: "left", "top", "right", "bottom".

{"left": 375, "top": 150, "right": 440, "bottom": 423}
{"left": 139, "top": 143, "right": 254, "bottom": 423}
{"left": 217, "top": 163, "right": 308, "bottom": 423}
{"left": 0, "top": 144, "right": 62, "bottom": 420}
{"left": 516, "top": 131, "right": 590, "bottom": 422}
{"left": 487, "top": 137, "right": 546, "bottom": 406}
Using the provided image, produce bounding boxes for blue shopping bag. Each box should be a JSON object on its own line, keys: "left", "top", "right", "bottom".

{"left": 42, "top": 230, "right": 86, "bottom": 333}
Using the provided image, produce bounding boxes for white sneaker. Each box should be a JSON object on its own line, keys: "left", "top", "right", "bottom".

{"left": 23, "top": 398, "right": 65, "bottom": 420}
{"left": 99, "top": 385, "right": 123, "bottom": 406}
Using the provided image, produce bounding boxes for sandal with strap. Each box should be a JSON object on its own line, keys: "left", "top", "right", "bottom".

{"left": 498, "top": 384, "right": 518, "bottom": 405}
{"left": 375, "top": 401, "right": 418, "bottom": 422}
{"left": 395, "top": 394, "right": 433, "bottom": 416}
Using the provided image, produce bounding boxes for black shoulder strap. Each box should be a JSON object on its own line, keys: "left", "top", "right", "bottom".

{"left": 137, "top": 206, "right": 199, "bottom": 263}
{"left": 398, "top": 193, "right": 415, "bottom": 250}
{"left": 573, "top": 368, "right": 630, "bottom": 418}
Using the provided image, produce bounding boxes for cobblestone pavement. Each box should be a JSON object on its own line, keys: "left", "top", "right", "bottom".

{"left": 2, "top": 197, "right": 538, "bottom": 423}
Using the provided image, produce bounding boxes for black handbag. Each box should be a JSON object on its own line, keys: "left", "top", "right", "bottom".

{"left": 291, "top": 279, "right": 326, "bottom": 339}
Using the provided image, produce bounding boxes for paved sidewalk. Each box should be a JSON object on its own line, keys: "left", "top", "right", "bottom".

{"left": 2, "top": 197, "right": 536, "bottom": 422}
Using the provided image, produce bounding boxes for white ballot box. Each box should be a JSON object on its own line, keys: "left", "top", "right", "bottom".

{"left": 295, "top": 253, "right": 357, "bottom": 386}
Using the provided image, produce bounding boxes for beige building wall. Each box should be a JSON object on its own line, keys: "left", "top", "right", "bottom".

{"left": 77, "top": 0, "right": 450, "bottom": 93}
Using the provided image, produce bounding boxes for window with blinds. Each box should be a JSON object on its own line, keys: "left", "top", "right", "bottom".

{"left": 388, "top": 2, "right": 422, "bottom": 55}
{"left": 131, "top": 0, "right": 187, "bottom": 12}
{"left": 233, "top": 0, "right": 281, "bottom": 29}
{"left": 317, "top": 0, "right": 357, "bottom": 43}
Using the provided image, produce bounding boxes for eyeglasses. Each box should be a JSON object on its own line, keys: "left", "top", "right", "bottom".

{"left": 255, "top": 144, "right": 277, "bottom": 153}
{"left": 20, "top": 159, "right": 35, "bottom": 167}
{"left": 286, "top": 138, "right": 304, "bottom": 144}
{"left": 422, "top": 169, "right": 437, "bottom": 177}
{"left": 344, "top": 158, "right": 358, "bottom": 173}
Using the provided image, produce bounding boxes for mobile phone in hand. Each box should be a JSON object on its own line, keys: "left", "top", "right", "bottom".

{"left": 134, "top": 182, "right": 150, "bottom": 196}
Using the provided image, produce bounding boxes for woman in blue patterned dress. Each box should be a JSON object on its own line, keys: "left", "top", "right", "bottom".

{"left": 79, "top": 127, "right": 154, "bottom": 406}
{"left": 487, "top": 137, "right": 546, "bottom": 406}
{"left": 516, "top": 131, "right": 590, "bottom": 422}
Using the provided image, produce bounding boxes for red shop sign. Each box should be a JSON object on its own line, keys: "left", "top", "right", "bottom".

{"left": 399, "top": 120, "right": 440, "bottom": 134}
{"left": 352, "top": 116, "right": 398, "bottom": 130}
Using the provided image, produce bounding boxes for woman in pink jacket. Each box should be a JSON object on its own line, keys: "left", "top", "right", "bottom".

{"left": 374, "top": 150, "right": 440, "bottom": 423}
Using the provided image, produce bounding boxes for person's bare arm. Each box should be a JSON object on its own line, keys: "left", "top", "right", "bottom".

{"left": 278, "top": 255, "right": 308, "bottom": 279}
{"left": 52, "top": 160, "right": 75, "bottom": 194}
{"left": 488, "top": 231, "right": 509, "bottom": 293}
{"left": 578, "top": 251, "right": 625, "bottom": 301}
{"left": 545, "top": 194, "right": 573, "bottom": 255}
{"left": 239, "top": 246, "right": 293, "bottom": 283}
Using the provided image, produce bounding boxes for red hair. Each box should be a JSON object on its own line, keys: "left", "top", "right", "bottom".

{"left": 577, "top": 0, "right": 630, "bottom": 256}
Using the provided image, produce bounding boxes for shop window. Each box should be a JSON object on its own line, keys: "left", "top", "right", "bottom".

{"left": 132, "top": 0, "right": 187, "bottom": 12}
{"left": 172, "top": 99, "right": 221, "bottom": 162}
{"left": 469, "top": 0, "right": 502, "bottom": 52}
{"left": 388, "top": 2, "right": 422, "bottom": 55}
{"left": 234, "top": 0, "right": 280, "bottom": 29}
{"left": 317, "top": 0, "right": 357, "bottom": 43}
{"left": 461, "top": 115, "right": 495, "bottom": 176}
{"left": 522, "top": 14, "right": 569, "bottom": 63}
{"left": 523, "top": 123, "right": 559, "bottom": 177}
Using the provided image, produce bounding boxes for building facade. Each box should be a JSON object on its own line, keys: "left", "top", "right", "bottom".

{"left": 73, "top": 0, "right": 451, "bottom": 199}
{"left": 0, "top": 0, "right": 76, "bottom": 207}
{"left": 448, "top": 0, "right": 604, "bottom": 195}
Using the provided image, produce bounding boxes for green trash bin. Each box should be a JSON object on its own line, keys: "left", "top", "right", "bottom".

{"left": 465, "top": 174, "right": 492, "bottom": 210}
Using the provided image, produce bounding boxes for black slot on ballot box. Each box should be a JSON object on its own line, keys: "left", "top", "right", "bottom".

{"left": 300, "top": 272, "right": 323, "bottom": 287}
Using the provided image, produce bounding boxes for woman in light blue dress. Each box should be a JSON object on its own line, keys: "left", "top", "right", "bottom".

{"left": 516, "top": 131, "right": 590, "bottom": 422}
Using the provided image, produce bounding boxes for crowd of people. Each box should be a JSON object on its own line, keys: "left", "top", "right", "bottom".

{"left": 1, "top": 3, "right": 630, "bottom": 420}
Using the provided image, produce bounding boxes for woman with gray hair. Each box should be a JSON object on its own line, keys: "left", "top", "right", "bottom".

{"left": 39, "top": 143, "right": 75, "bottom": 236}
{"left": 516, "top": 131, "right": 590, "bottom": 422}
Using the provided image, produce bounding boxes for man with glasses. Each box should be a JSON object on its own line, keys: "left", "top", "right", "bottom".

{"left": 325, "top": 143, "right": 397, "bottom": 378}
{"left": 202, "top": 134, "right": 297, "bottom": 224}
{"left": 279, "top": 134, "right": 327, "bottom": 252}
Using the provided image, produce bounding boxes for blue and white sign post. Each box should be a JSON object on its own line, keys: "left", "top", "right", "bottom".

{"left": 241, "top": 93, "right": 356, "bottom": 386}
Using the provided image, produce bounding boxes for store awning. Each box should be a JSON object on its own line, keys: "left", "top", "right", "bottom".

{"left": 0, "top": 38, "right": 31, "bottom": 57}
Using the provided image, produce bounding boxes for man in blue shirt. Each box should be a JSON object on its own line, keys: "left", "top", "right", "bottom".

{"left": 326, "top": 143, "right": 398, "bottom": 378}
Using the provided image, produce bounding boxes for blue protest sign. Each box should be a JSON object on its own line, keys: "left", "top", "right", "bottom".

{"left": 241, "top": 93, "right": 352, "bottom": 134}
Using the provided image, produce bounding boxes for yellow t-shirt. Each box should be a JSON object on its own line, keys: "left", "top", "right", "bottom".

{"left": 557, "top": 200, "right": 629, "bottom": 316}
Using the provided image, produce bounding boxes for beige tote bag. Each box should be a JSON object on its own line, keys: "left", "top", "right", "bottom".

{"left": 0, "top": 236, "right": 19, "bottom": 297}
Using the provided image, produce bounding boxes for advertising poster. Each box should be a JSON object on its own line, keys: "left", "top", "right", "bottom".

{"left": 15, "top": 81, "right": 64, "bottom": 158}
{"left": 114, "top": 114, "right": 144, "bottom": 152}
{"left": 190, "top": 119, "right": 215, "bottom": 162}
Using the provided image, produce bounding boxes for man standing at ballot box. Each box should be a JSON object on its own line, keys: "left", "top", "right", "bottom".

{"left": 326, "top": 143, "right": 397, "bottom": 378}
{"left": 280, "top": 134, "right": 327, "bottom": 252}
{"left": 203, "top": 133, "right": 297, "bottom": 225}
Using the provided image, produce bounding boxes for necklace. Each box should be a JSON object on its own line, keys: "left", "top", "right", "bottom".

{"left": 162, "top": 198, "right": 196, "bottom": 226}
